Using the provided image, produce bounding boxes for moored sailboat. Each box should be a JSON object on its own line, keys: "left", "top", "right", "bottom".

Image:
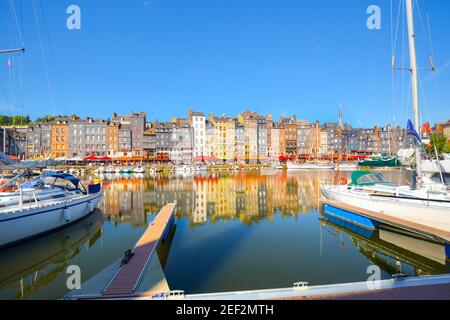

{"left": 322, "top": 0, "right": 450, "bottom": 233}
{"left": 0, "top": 169, "right": 103, "bottom": 249}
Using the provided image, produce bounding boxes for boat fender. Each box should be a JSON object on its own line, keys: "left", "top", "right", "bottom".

{"left": 63, "top": 208, "right": 71, "bottom": 222}
{"left": 88, "top": 201, "right": 94, "bottom": 213}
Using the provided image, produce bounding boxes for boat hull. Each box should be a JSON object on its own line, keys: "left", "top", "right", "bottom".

{"left": 0, "top": 192, "right": 103, "bottom": 250}
{"left": 421, "top": 159, "right": 450, "bottom": 174}
{"left": 287, "top": 163, "right": 335, "bottom": 170}
{"left": 322, "top": 186, "right": 450, "bottom": 233}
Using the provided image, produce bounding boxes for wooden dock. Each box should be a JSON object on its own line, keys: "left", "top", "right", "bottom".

{"left": 321, "top": 199, "right": 450, "bottom": 244}
{"left": 281, "top": 283, "right": 450, "bottom": 300}
{"left": 103, "top": 203, "right": 176, "bottom": 296}
{"left": 183, "top": 274, "right": 450, "bottom": 300}
{"left": 66, "top": 204, "right": 176, "bottom": 300}
{"left": 68, "top": 274, "right": 450, "bottom": 300}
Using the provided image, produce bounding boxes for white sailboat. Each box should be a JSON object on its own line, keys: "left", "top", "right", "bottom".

{"left": 0, "top": 4, "right": 104, "bottom": 249}
{"left": 295, "top": 163, "right": 336, "bottom": 170}
{"left": 0, "top": 169, "right": 103, "bottom": 249}
{"left": 133, "top": 165, "right": 146, "bottom": 174}
{"left": 335, "top": 163, "right": 358, "bottom": 171}
{"left": 322, "top": 0, "right": 450, "bottom": 232}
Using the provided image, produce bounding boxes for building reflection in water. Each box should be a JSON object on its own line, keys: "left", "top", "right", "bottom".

{"left": 100, "top": 171, "right": 448, "bottom": 281}
{"left": 99, "top": 171, "right": 334, "bottom": 228}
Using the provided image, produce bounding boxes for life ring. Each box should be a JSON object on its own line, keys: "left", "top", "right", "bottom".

{"left": 339, "top": 177, "right": 348, "bottom": 185}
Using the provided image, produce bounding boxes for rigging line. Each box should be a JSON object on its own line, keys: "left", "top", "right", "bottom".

{"left": 38, "top": 0, "right": 68, "bottom": 113}
{"left": 17, "top": 53, "right": 25, "bottom": 115}
{"left": 390, "top": 0, "right": 393, "bottom": 53}
{"left": 391, "top": 0, "right": 402, "bottom": 126}
{"left": 8, "top": 0, "right": 25, "bottom": 48}
{"left": 397, "top": 0, "right": 405, "bottom": 127}
{"left": 414, "top": 0, "right": 433, "bottom": 56}
{"left": 392, "top": 0, "right": 403, "bottom": 55}
{"left": 31, "top": 0, "right": 57, "bottom": 114}
{"left": 418, "top": 74, "right": 435, "bottom": 125}
{"left": 423, "top": 0, "right": 435, "bottom": 57}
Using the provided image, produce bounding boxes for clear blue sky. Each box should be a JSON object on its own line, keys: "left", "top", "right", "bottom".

{"left": 1, "top": 0, "right": 449, "bottom": 127}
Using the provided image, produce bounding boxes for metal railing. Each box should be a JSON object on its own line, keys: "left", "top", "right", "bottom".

{"left": 18, "top": 187, "right": 39, "bottom": 210}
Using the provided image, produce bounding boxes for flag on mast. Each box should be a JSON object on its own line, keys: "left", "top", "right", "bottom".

{"left": 407, "top": 119, "right": 422, "bottom": 143}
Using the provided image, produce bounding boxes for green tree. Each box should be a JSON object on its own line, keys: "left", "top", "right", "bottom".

{"left": 0, "top": 115, "right": 31, "bottom": 126}
{"left": 444, "top": 144, "right": 450, "bottom": 154}
{"left": 424, "top": 133, "right": 448, "bottom": 156}
{"left": 36, "top": 115, "right": 57, "bottom": 123}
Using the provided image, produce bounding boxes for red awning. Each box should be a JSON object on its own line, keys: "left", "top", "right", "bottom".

{"left": 83, "top": 156, "right": 99, "bottom": 161}
{"left": 98, "top": 156, "right": 113, "bottom": 162}
{"left": 193, "top": 156, "right": 220, "bottom": 162}
{"left": 83, "top": 156, "right": 114, "bottom": 162}
{"left": 279, "top": 156, "right": 291, "bottom": 162}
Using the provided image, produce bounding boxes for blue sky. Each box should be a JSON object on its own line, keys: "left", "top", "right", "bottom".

{"left": 0, "top": 0, "right": 449, "bottom": 127}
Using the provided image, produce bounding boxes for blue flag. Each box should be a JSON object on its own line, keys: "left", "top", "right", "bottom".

{"left": 407, "top": 120, "right": 422, "bottom": 143}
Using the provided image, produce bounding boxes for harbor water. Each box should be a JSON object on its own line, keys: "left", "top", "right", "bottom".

{"left": 0, "top": 169, "right": 448, "bottom": 300}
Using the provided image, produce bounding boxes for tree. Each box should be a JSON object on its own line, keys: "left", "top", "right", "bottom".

{"left": 444, "top": 144, "right": 450, "bottom": 154}
{"left": 0, "top": 115, "right": 31, "bottom": 126}
{"left": 36, "top": 115, "right": 57, "bottom": 123}
{"left": 423, "top": 133, "right": 448, "bottom": 156}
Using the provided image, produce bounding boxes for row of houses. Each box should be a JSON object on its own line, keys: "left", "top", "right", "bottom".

{"left": 1, "top": 109, "right": 442, "bottom": 164}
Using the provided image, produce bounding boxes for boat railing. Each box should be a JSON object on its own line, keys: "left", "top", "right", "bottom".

{"left": 420, "top": 182, "right": 450, "bottom": 194}
{"left": 18, "top": 187, "right": 39, "bottom": 210}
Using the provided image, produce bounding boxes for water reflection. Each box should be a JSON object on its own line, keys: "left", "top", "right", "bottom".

{"left": 0, "top": 211, "right": 103, "bottom": 300}
{"left": 99, "top": 171, "right": 334, "bottom": 227}
{"left": 321, "top": 214, "right": 449, "bottom": 276}
{"left": 0, "top": 170, "right": 447, "bottom": 299}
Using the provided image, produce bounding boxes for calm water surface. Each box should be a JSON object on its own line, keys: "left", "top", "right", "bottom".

{"left": 0, "top": 170, "right": 448, "bottom": 300}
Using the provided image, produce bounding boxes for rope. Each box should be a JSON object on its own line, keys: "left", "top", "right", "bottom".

{"left": 38, "top": 0, "right": 69, "bottom": 115}
{"left": 31, "top": 0, "right": 57, "bottom": 114}
{"left": 8, "top": 0, "right": 25, "bottom": 48}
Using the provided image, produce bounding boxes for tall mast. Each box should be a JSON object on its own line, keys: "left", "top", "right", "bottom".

{"left": 405, "top": 0, "right": 421, "bottom": 174}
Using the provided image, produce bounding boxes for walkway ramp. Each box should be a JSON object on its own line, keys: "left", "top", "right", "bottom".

{"left": 66, "top": 203, "right": 176, "bottom": 300}
{"left": 102, "top": 203, "right": 176, "bottom": 296}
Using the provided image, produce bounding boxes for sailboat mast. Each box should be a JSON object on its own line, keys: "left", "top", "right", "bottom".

{"left": 405, "top": 0, "right": 421, "bottom": 174}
